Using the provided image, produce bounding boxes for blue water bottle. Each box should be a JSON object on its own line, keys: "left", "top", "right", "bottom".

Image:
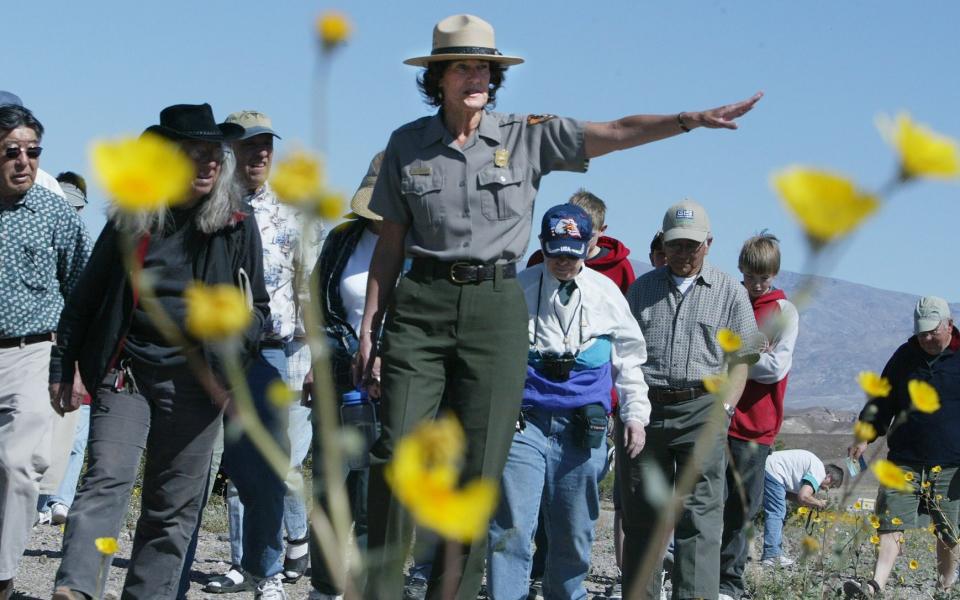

{"left": 340, "top": 388, "right": 378, "bottom": 469}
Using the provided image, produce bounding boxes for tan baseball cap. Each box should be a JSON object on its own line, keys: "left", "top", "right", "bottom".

{"left": 662, "top": 199, "right": 710, "bottom": 243}
{"left": 347, "top": 151, "right": 384, "bottom": 221}
{"left": 225, "top": 110, "right": 281, "bottom": 140}
{"left": 914, "top": 296, "right": 951, "bottom": 334}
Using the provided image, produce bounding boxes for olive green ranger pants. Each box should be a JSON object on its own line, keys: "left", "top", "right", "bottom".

{"left": 365, "top": 266, "right": 528, "bottom": 600}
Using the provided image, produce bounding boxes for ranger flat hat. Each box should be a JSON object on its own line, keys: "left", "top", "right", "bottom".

{"left": 346, "top": 151, "right": 384, "bottom": 221}
{"left": 403, "top": 14, "right": 523, "bottom": 67}
{"left": 144, "top": 103, "right": 244, "bottom": 142}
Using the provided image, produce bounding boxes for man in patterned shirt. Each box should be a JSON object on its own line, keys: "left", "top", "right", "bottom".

{"left": 618, "top": 200, "right": 759, "bottom": 600}
{"left": 0, "top": 104, "right": 90, "bottom": 599}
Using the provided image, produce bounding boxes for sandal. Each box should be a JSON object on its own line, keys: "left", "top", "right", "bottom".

{"left": 203, "top": 566, "right": 253, "bottom": 594}
{"left": 282, "top": 535, "right": 310, "bottom": 583}
{"left": 842, "top": 578, "right": 881, "bottom": 599}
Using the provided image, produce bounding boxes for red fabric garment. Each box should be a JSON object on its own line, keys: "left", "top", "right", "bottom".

{"left": 527, "top": 235, "right": 637, "bottom": 294}
{"left": 728, "top": 289, "right": 789, "bottom": 446}
{"left": 527, "top": 235, "right": 636, "bottom": 409}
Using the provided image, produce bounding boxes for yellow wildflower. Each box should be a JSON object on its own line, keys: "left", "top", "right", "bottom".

{"left": 184, "top": 283, "right": 252, "bottom": 340}
{"left": 717, "top": 328, "right": 742, "bottom": 353}
{"left": 271, "top": 150, "right": 324, "bottom": 204}
{"left": 797, "top": 506, "right": 810, "bottom": 516}
{"left": 316, "top": 11, "right": 352, "bottom": 50}
{"left": 853, "top": 420, "right": 877, "bottom": 443}
{"left": 385, "top": 415, "right": 498, "bottom": 542}
{"left": 936, "top": 494, "right": 944, "bottom": 501}
{"left": 908, "top": 559, "right": 919, "bottom": 570}
{"left": 853, "top": 501, "right": 862, "bottom": 510}
{"left": 922, "top": 481, "right": 932, "bottom": 490}
{"left": 904, "top": 472, "right": 915, "bottom": 482}
{"left": 908, "top": 379, "right": 940, "bottom": 414}
{"left": 801, "top": 536, "right": 820, "bottom": 553}
{"left": 702, "top": 374, "right": 728, "bottom": 396}
{"left": 869, "top": 515, "right": 881, "bottom": 529}
{"left": 872, "top": 459, "right": 912, "bottom": 492}
{"left": 91, "top": 133, "right": 194, "bottom": 212}
{"left": 927, "top": 523, "right": 937, "bottom": 534}
{"left": 772, "top": 167, "right": 879, "bottom": 245}
{"left": 95, "top": 537, "right": 119, "bottom": 555}
{"left": 931, "top": 465, "right": 943, "bottom": 474}
{"left": 891, "top": 517, "right": 903, "bottom": 526}
{"left": 857, "top": 371, "right": 892, "bottom": 398}
{"left": 267, "top": 380, "right": 295, "bottom": 409}
{"left": 870, "top": 534, "right": 880, "bottom": 545}
{"left": 878, "top": 112, "right": 960, "bottom": 180}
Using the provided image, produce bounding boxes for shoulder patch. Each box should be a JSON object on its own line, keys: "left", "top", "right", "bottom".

{"left": 527, "top": 114, "right": 557, "bottom": 126}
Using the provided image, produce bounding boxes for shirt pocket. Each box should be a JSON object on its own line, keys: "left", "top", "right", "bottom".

{"left": 694, "top": 308, "right": 724, "bottom": 368}
{"left": 477, "top": 166, "right": 526, "bottom": 221}
{"left": 19, "top": 244, "right": 56, "bottom": 291}
{"left": 400, "top": 170, "right": 445, "bottom": 228}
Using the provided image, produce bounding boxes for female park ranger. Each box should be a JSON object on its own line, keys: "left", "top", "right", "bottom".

{"left": 358, "top": 14, "right": 762, "bottom": 598}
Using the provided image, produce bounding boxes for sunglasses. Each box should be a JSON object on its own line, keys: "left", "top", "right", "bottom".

{"left": 3, "top": 146, "right": 43, "bottom": 160}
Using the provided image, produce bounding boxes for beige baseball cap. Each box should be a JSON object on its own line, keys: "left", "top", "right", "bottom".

{"left": 914, "top": 295, "right": 951, "bottom": 334}
{"left": 662, "top": 199, "right": 711, "bottom": 243}
{"left": 225, "top": 110, "right": 281, "bottom": 140}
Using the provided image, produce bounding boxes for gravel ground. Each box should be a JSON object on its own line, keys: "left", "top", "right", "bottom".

{"left": 12, "top": 504, "right": 620, "bottom": 599}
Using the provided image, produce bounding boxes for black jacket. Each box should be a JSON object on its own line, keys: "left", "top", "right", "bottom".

{"left": 860, "top": 328, "right": 960, "bottom": 467}
{"left": 49, "top": 214, "right": 270, "bottom": 396}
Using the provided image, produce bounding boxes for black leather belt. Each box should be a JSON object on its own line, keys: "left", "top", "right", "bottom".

{"left": 0, "top": 332, "right": 55, "bottom": 348}
{"left": 411, "top": 258, "right": 517, "bottom": 284}
{"left": 649, "top": 386, "right": 708, "bottom": 403}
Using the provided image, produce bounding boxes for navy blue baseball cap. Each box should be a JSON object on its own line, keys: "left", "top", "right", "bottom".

{"left": 540, "top": 204, "right": 593, "bottom": 259}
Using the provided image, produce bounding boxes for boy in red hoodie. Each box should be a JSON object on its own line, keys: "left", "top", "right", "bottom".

{"left": 526, "top": 188, "right": 636, "bottom": 293}
{"left": 719, "top": 232, "right": 799, "bottom": 600}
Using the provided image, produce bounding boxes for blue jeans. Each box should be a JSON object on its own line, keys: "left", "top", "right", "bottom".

{"left": 39, "top": 404, "right": 90, "bottom": 509}
{"left": 761, "top": 473, "right": 787, "bottom": 560}
{"left": 226, "top": 399, "right": 312, "bottom": 564}
{"left": 487, "top": 407, "right": 607, "bottom": 600}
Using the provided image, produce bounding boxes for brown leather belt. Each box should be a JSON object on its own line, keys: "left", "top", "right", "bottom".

{"left": 0, "top": 332, "right": 55, "bottom": 348}
{"left": 649, "top": 386, "right": 708, "bottom": 403}
{"left": 411, "top": 258, "right": 517, "bottom": 284}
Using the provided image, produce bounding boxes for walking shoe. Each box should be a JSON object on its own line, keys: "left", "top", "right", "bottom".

{"left": 527, "top": 578, "right": 544, "bottom": 600}
{"left": 403, "top": 577, "right": 428, "bottom": 600}
{"left": 718, "top": 594, "right": 737, "bottom": 600}
{"left": 202, "top": 565, "right": 253, "bottom": 593}
{"left": 604, "top": 579, "right": 623, "bottom": 599}
{"left": 842, "top": 578, "right": 881, "bottom": 599}
{"left": 51, "top": 502, "right": 70, "bottom": 525}
{"left": 255, "top": 574, "right": 288, "bottom": 600}
{"left": 35, "top": 509, "right": 52, "bottom": 526}
{"left": 307, "top": 591, "right": 344, "bottom": 600}
{"left": 282, "top": 535, "right": 310, "bottom": 583}
{"left": 760, "top": 555, "right": 794, "bottom": 567}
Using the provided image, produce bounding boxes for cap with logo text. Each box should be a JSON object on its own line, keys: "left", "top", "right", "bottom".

{"left": 540, "top": 204, "right": 593, "bottom": 259}
{"left": 662, "top": 199, "right": 710, "bottom": 243}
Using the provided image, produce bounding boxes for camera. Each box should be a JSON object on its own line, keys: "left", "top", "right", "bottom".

{"left": 540, "top": 351, "right": 576, "bottom": 382}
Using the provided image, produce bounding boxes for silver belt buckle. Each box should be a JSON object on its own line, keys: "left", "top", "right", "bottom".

{"left": 449, "top": 261, "right": 475, "bottom": 284}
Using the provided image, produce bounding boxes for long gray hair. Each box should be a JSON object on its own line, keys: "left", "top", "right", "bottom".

{"left": 109, "top": 146, "right": 246, "bottom": 236}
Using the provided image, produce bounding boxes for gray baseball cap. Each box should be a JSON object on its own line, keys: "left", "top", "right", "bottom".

{"left": 662, "top": 199, "right": 710, "bottom": 243}
{"left": 225, "top": 110, "right": 281, "bottom": 140}
{"left": 914, "top": 295, "right": 951, "bottom": 334}
{"left": 0, "top": 91, "right": 23, "bottom": 107}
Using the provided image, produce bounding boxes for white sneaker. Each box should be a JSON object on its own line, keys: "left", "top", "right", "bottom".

{"left": 35, "top": 510, "right": 51, "bottom": 526}
{"left": 255, "top": 574, "right": 288, "bottom": 600}
{"left": 307, "top": 591, "right": 343, "bottom": 600}
{"left": 719, "top": 594, "right": 737, "bottom": 600}
{"left": 760, "top": 555, "right": 794, "bottom": 567}
{"left": 51, "top": 502, "right": 69, "bottom": 525}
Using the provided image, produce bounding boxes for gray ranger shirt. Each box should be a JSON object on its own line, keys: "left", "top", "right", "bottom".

{"left": 369, "top": 110, "right": 588, "bottom": 263}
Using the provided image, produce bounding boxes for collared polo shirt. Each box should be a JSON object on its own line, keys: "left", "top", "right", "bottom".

{"left": 0, "top": 184, "right": 91, "bottom": 337}
{"left": 370, "top": 110, "right": 588, "bottom": 263}
{"left": 627, "top": 261, "right": 759, "bottom": 389}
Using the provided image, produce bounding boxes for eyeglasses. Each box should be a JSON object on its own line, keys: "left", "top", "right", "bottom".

{"left": 664, "top": 239, "right": 706, "bottom": 255}
{"left": 3, "top": 146, "right": 42, "bottom": 160}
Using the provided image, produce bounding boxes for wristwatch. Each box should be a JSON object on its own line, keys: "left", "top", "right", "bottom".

{"left": 723, "top": 403, "right": 736, "bottom": 418}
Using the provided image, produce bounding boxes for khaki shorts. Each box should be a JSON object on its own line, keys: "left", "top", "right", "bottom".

{"left": 875, "top": 463, "right": 960, "bottom": 545}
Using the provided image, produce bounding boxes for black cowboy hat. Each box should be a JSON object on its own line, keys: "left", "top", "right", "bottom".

{"left": 144, "top": 103, "right": 244, "bottom": 142}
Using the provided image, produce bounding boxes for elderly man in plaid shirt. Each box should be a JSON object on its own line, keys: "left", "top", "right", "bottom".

{"left": 618, "top": 200, "right": 759, "bottom": 600}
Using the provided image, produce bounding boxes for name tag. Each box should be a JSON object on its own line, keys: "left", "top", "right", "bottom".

{"left": 410, "top": 166, "right": 432, "bottom": 176}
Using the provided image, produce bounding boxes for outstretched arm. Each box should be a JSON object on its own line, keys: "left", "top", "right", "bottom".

{"left": 583, "top": 91, "right": 764, "bottom": 159}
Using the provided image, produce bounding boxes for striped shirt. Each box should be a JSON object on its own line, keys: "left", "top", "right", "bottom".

{"left": 626, "top": 261, "right": 759, "bottom": 389}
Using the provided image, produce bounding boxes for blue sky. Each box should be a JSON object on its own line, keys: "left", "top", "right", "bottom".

{"left": 10, "top": 1, "right": 959, "bottom": 299}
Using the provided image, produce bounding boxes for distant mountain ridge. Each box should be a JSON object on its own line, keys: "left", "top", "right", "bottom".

{"left": 628, "top": 261, "right": 959, "bottom": 411}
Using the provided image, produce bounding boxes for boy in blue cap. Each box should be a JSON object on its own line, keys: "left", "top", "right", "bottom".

{"left": 487, "top": 204, "right": 651, "bottom": 599}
